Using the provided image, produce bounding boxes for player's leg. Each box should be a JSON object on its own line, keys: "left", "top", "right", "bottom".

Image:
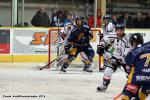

{"left": 56, "top": 54, "right": 68, "bottom": 67}
{"left": 59, "top": 54, "right": 75, "bottom": 72}
{"left": 81, "top": 45, "right": 95, "bottom": 72}
{"left": 97, "top": 56, "right": 119, "bottom": 91}
{"left": 97, "top": 66, "right": 115, "bottom": 91}
{"left": 59, "top": 47, "right": 78, "bottom": 73}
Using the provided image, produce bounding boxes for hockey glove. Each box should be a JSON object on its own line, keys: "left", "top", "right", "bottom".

{"left": 97, "top": 45, "right": 104, "bottom": 56}
{"left": 64, "top": 44, "right": 73, "bottom": 54}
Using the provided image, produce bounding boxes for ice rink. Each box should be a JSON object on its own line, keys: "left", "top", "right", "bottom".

{"left": 0, "top": 63, "right": 149, "bottom": 100}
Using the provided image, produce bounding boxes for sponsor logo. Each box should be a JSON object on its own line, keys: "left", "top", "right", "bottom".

{"left": 31, "top": 32, "right": 58, "bottom": 45}
{"left": 136, "top": 75, "right": 150, "bottom": 81}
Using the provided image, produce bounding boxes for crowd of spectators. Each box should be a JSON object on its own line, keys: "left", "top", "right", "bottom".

{"left": 30, "top": 7, "right": 150, "bottom": 28}
{"left": 115, "top": 12, "right": 150, "bottom": 28}
{"left": 31, "top": 8, "right": 74, "bottom": 27}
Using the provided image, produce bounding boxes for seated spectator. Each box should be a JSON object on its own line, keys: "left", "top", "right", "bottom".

{"left": 62, "top": 10, "right": 69, "bottom": 19}
{"left": 88, "top": 9, "right": 102, "bottom": 28}
{"left": 31, "top": 7, "right": 50, "bottom": 27}
{"left": 117, "top": 13, "right": 134, "bottom": 28}
{"left": 111, "top": 15, "right": 117, "bottom": 26}
{"left": 133, "top": 12, "right": 144, "bottom": 28}
{"left": 51, "top": 10, "right": 64, "bottom": 27}
{"left": 126, "top": 16, "right": 134, "bottom": 28}
{"left": 63, "top": 13, "right": 72, "bottom": 26}
{"left": 143, "top": 12, "right": 150, "bottom": 28}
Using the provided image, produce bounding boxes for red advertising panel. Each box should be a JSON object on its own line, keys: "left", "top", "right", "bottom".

{"left": 0, "top": 30, "right": 10, "bottom": 54}
{"left": 0, "top": 43, "right": 10, "bottom": 54}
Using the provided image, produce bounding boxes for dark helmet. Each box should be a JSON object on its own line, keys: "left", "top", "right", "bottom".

{"left": 75, "top": 17, "right": 84, "bottom": 27}
{"left": 129, "top": 33, "right": 144, "bottom": 46}
{"left": 103, "top": 15, "right": 111, "bottom": 20}
{"left": 116, "top": 23, "right": 125, "bottom": 30}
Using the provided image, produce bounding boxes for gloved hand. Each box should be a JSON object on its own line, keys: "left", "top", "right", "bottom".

{"left": 111, "top": 58, "right": 122, "bottom": 67}
{"left": 64, "top": 44, "right": 72, "bottom": 54}
{"left": 97, "top": 45, "right": 104, "bottom": 56}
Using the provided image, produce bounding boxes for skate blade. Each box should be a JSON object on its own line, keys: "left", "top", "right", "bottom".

{"left": 96, "top": 89, "right": 106, "bottom": 92}
{"left": 59, "top": 71, "right": 66, "bottom": 74}
{"left": 83, "top": 71, "right": 92, "bottom": 75}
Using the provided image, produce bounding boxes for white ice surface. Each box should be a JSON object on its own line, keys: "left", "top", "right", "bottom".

{"left": 0, "top": 63, "right": 149, "bottom": 100}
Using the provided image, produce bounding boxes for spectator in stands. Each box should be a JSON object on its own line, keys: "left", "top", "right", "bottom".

{"left": 126, "top": 16, "right": 134, "bottom": 28}
{"left": 88, "top": 9, "right": 102, "bottom": 28}
{"left": 133, "top": 12, "right": 144, "bottom": 28}
{"left": 143, "top": 12, "right": 150, "bottom": 28}
{"left": 31, "top": 7, "right": 50, "bottom": 27}
{"left": 111, "top": 15, "right": 117, "bottom": 26}
{"left": 52, "top": 10, "right": 64, "bottom": 27}
{"left": 117, "top": 13, "right": 133, "bottom": 28}
{"left": 63, "top": 10, "right": 69, "bottom": 19}
{"left": 63, "top": 13, "right": 72, "bottom": 26}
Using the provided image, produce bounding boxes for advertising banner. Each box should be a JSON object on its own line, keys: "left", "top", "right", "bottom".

{"left": 0, "top": 29, "right": 10, "bottom": 54}
{"left": 13, "top": 28, "right": 50, "bottom": 54}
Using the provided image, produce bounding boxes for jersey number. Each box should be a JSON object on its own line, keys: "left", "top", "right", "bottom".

{"left": 140, "top": 53, "right": 150, "bottom": 67}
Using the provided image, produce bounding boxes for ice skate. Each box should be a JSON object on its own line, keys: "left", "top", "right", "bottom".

{"left": 83, "top": 64, "right": 92, "bottom": 73}
{"left": 59, "top": 67, "right": 66, "bottom": 74}
{"left": 59, "top": 63, "right": 68, "bottom": 74}
{"left": 97, "top": 85, "right": 107, "bottom": 92}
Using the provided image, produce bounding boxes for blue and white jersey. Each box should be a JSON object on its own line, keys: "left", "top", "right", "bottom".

{"left": 68, "top": 25, "right": 93, "bottom": 45}
{"left": 125, "top": 41, "right": 150, "bottom": 76}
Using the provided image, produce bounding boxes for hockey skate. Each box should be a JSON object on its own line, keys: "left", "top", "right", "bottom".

{"left": 97, "top": 85, "right": 107, "bottom": 92}
{"left": 83, "top": 64, "right": 92, "bottom": 73}
{"left": 59, "top": 63, "right": 68, "bottom": 73}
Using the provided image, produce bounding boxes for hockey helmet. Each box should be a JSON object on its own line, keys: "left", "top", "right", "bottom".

{"left": 103, "top": 15, "right": 111, "bottom": 20}
{"left": 129, "top": 33, "right": 144, "bottom": 46}
{"left": 116, "top": 23, "right": 125, "bottom": 30}
{"left": 75, "top": 17, "right": 84, "bottom": 27}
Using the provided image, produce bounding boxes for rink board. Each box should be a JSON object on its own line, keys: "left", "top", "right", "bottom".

{"left": 0, "top": 28, "right": 150, "bottom": 63}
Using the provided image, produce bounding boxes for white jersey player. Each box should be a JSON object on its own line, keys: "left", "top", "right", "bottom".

{"left": 97, "top": 23, "right": 131, "bottom": 92}
{"left": 58, "top": 22, "right": 74, "bottom": 46}
{"left": 102, "top": 15, "right": 116, "bottom": 37}
{"left": 98, "top": 15, "right": 116, "bottom": 70}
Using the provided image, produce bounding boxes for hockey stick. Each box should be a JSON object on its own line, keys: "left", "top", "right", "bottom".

{"left": 39, "top": 49, "right": 64, "bottom": 70}
{"left": 113, "top": 93, "right": 122, "bottom": 100}
{"left": 104, "top": 55, "right": 129, "bottom": 76}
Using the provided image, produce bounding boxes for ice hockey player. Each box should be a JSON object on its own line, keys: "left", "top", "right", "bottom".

{"left": 102, "top": 15, "right": 116, "bottom": 37}
{"left": 98, "top": 15, "right": 116, "bottom": 70}
{"left": 97, "top": 23, "right": 131, "bottom": 92}
{"left": 59, "top": 17, "right": 95, "bottom": 73}
{"left": 55, "top": 21, "right": 94, "bottom": 70}
{"left": 119, "top": 33, "right": 150, "bottom": 100}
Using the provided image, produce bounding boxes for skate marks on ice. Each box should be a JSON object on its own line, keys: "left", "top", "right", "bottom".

{"left": 0, "top": 63, "right": 150, "bottom": 100}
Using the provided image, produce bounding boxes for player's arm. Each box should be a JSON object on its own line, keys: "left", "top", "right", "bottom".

{"left": 97, "top": 36, "right": 112, "bottom": 56}
{"left": 64, "top": 28, "right": 77, "bottom": 54}
{"left": 124, "top": 51, "right": 136, "bottom": 74}
{"left": 88, "top": 27, "right": 93, "bottom": 40}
